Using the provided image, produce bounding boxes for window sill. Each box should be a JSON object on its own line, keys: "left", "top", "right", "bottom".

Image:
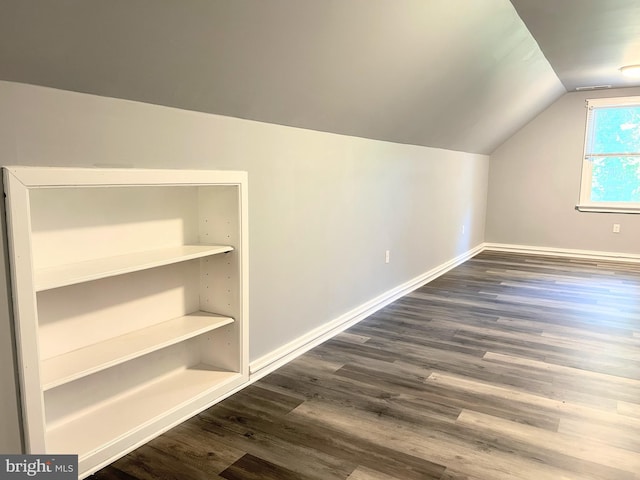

{"left": 575, "top": 205, "right": 640, "bottom": 214}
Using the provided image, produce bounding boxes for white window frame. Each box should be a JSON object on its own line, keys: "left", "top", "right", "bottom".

{"left": 577, "top": 96, "right": 640, "bottom": 213}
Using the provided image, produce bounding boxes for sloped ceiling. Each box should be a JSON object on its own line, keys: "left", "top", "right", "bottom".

{"left": 0, "top": 1, "right": 566, "bottom": 154}
{"left": 512, "top": 0, "right": 640, "bottom": 92}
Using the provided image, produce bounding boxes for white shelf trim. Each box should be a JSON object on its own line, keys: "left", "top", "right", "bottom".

{"left": 41, "top": 312, "right": 234, "bottom": 390}
{"left": 46, "top": 366, "right": 241, "bottom": 459}
{"left": 35, "top": 244, "right": 233, "bottom": 291}
{"left": 4, "top": 166, "right": 247, "bottom": 187}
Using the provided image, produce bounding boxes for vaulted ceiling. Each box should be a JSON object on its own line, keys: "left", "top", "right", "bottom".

{"left": 512, "top": 0, "right": 640, "bottom": 92}
{"left": 1, "top": 1, "right": 640, "bottom": 154}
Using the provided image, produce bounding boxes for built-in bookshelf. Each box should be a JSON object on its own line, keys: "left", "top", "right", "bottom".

{"left": 3, "top": 167, "right": 249, "bottom": 478}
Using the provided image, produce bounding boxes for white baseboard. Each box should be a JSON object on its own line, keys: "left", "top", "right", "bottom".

{"left": 249, "top": 243, "right": 485, "bottom": 381}
{"left": 249, "top": 242, "right": 640, "bottom": 382}
{"left": 482, "top": 242, "right": 640, "bottom": 263}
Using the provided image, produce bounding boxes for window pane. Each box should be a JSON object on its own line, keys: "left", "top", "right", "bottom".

{"left": 589, "top": 106, "right": 640, "bottom": 154}
{"left": 589, "top": 156, "right": 640, "bottom": 202}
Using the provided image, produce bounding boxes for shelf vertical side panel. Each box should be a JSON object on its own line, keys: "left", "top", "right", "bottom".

{"left": 2, "top": 169, "right": 47, "bottom": 453}
{"left": 199, "top": 256, "right": 240, "bottom": 372}
{"left": 198, "top": 180, "right": 247, "bottom": 376}
{"left": 238, "top": 178, "right": 249, "bottom": 378}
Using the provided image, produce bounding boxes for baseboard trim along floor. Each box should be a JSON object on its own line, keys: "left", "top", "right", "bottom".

{"left": 251, "top": 241, "right": 640, "bottom": 383}
{"left": 249, "top": 243, "right": 485, "bottom": 381}
{"left": 483, "top": 242, "right": 640, "bottom": 263}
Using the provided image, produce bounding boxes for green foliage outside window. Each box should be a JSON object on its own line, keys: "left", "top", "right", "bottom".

{"left": 588, "top": 106, "right": 640, "bottom": 203}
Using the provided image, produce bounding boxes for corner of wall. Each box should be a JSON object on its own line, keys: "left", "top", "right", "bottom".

{"left": 0, "top": 179, "right": 24, "bottom": 453}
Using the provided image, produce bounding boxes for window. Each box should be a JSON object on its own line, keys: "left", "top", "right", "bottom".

{"left": 577, "top": 96, "right": 640, "bottom": 213}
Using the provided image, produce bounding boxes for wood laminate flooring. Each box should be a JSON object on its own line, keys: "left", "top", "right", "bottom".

{"left": 91, "top": 251, "right": 640, "bottom": 479}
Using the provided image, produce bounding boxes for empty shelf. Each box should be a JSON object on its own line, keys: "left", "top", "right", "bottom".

{"left": 41, "top": 312, "right": 234, "bottom": 390}
{"left": 46, "top": 366, "right": 241, "bottom": 459}
{"left": 35, "top": 244, "right": 233, "bottom": 291}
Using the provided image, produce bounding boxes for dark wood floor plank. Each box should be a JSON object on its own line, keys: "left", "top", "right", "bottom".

{"left": 289, "top": 397, "right": 615, "bottom": 480}
{"left": 345, "top": 465, "right": 406, "bottom": 480}
{"left": 219, "top": 453, "right": 306, "bottom": 480}
{"left": 202, "top": 400, "right": 445, "bottom": 480}
{"left": 98, "top": 443, "right": 226, "bottom": 480}
{"left": 90, "top": 468, "right": 139, "bottom": 480}
{"left": 92, "top": 251, "right": 640, "bottom": 480}
{"left": 456, "top": 409, "right": 638, "bottom": 479}
{"left": 194, "top": 406, "right": 356, "bottom": 480}
{"left": 558, "top": 417, "right": 640, "bottom": 452}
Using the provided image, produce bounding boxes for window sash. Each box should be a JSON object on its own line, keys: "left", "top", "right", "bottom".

{"left": 577, "top": 97, "right": 640, "bottom": 213}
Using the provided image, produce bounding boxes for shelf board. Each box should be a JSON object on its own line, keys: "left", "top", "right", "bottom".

{"left": 41, "top": 312, "right": 234, "bottom": 391}
{"left": 34, "top": 244, "right": 233, "bottom": 291}
{"left": 46, "top": 366, "right": 241, "bottom": 459}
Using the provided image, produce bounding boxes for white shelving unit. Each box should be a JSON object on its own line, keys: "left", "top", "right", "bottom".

{"left": 3, "top": 167, "right": 249, "bottom": 478}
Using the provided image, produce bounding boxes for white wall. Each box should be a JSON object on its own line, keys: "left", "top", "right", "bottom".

{"left": 486, "top": 87, "right": 640, "bottom": 255}
{"left": 0, "top": 190, "right": 22, "bottom": 453}
{"left": 0, "top": 81, "right": 489, "bottom": 452}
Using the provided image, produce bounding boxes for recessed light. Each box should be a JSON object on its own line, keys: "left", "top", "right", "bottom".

{"left": 620, "top": 64, "right": 640, "bottom": 77}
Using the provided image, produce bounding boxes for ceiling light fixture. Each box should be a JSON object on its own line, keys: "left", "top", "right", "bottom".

{"left": 620, "top": 64, "right": 640, "bottom": 77}
{"left": 575, "top": 85, "right": 612, "bottom": 91}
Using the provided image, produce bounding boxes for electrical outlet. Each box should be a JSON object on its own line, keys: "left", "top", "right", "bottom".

{"left": 613, "top": 223, "right": 621, "bottom": 233}
{"left": 385, "top": 250, "right": 390, "bottom": 264}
